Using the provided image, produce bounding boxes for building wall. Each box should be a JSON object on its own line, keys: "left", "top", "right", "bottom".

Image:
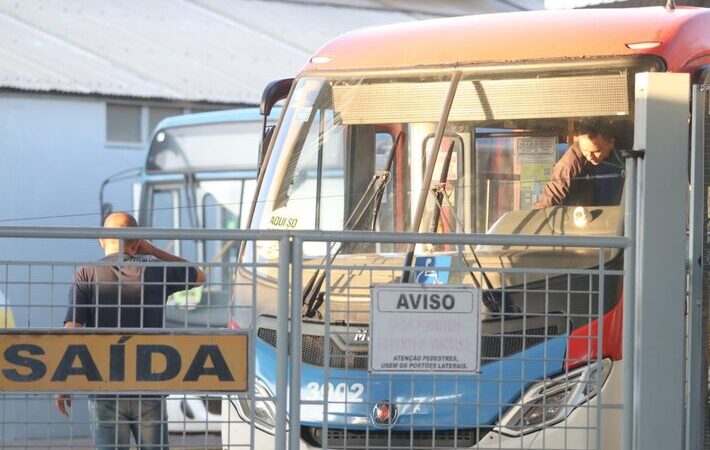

{"left": 0, "top": 93, "right": 159, "bottom": 440}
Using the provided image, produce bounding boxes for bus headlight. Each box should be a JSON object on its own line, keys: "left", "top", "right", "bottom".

{"left": 232, "top": 378, "right": 285, "bottom": 434}
{"left": 496, "top": 359, "right": 612, "bottom": 436}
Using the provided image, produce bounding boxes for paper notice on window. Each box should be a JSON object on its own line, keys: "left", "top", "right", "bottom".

{"left": 515, "top": 136, "right": 557, "bottom": 209}
{"left": 516, "top": 137, "right": 557, "bottom": 164}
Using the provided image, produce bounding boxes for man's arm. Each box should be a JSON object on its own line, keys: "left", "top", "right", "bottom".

{"left": 534, "top": 147, "right": 583, "bottom": 209}
{"left": 54, "top": 321, "right": 82, "bottom": 417}
{"left": 137, "top": 240, "right": 205, "bottom": 285}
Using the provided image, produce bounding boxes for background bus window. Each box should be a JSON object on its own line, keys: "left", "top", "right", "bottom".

{"left": 149, "top": 187, "right": 199, "bottom": 260}
{"left": 150, "top": 188, "right": 179, "bottom": 253}
{"left": 203, "top": 191, "right": 241, "bottom": 288}
{"left": 178, "top": 188, "right": 198, "bottom": 261}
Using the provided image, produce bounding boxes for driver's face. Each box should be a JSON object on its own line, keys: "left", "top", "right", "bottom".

{"left": 578, "top": 134, "right": 615, "bottom": 165}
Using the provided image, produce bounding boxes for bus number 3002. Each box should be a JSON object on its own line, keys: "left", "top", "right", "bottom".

{"left": 305, "top": 382, "right": 364, "bottom": 402}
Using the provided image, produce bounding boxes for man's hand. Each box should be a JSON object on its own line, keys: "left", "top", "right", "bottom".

{"left": 137, "top": 239, "right": 158, "bottom": 255}
{"left": 136, "top": 239, "right": 206, "bottom": 285}
{"left": 54, "top": 394, "right": 72, "bottom": 417}
{"left": 56, "top": 321, "right": 80, "bottom": 416}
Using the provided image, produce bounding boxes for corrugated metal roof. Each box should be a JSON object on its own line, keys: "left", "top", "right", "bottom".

{"left": 0, "top": 0, "right": 542, "bottom": 105}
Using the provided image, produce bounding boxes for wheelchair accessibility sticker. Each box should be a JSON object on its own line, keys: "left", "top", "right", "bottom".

{"left": 414, "top": 255, "right": 451, "bottom": 284}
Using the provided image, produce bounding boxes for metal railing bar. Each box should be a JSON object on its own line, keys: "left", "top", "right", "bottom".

{"left": 0, "top": 260, "right": 278, "bottom": 269}
{"left": 0, "top": 226, "right": 629, "bottom": 248}
{"left": 301, "top": 265, "right": 624, "bottom": 276}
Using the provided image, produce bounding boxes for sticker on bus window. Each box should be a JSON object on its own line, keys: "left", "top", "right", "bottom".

{"left": 266, "top": 207, "right": 301, "bottom": 230}
{"left": 414, "top": 256, "right": 452, "bottom": 284}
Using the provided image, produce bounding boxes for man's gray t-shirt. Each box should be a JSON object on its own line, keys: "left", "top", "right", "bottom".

{"left": 65, "top": 253, "right": 199, "bottom": 328}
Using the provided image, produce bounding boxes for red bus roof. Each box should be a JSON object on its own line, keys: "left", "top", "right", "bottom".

{"left": 303, "top": 7, "right": 710, "bottom": 74}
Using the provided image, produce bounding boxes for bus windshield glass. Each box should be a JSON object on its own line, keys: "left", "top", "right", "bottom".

{"left": 147, "top": 122, "right": 261, "bottom": 173}
{"left": 251, "top": 69, "right": 633, "bottom": 258}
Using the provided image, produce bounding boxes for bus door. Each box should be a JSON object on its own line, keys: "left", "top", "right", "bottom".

{"left": 146, "top": 184, "right": 180, "bottom": 253}
{"left": 200, "top": 177, "right": 258, "bottom": 288}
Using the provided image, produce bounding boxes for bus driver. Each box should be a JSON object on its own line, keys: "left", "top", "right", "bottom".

{"left": 534, "top": 120, "right": 624, "bottom": 208}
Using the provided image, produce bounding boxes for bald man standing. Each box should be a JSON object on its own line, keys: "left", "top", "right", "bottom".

{"left": 56, "top": 212, "right": 205, "bottom": 450}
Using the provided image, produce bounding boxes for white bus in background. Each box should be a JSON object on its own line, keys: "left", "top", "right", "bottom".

{"left": 101, "top": 107, "right": 280, "bottom": 327}
{"left": 99, "top": 106, "right": 280, "bottom": 433}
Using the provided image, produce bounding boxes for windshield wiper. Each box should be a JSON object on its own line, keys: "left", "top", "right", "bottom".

{"left": 302, "top": 132, "right": 402, "bottom": 318}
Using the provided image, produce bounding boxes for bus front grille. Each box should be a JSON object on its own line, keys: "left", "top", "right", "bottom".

{"left": 257, "top": 327, "right": 369, "bottom": 369}
{"left": 256, "top": 321, "right": 562, "bottom": 369}
{"left": 302, "top": 426, "right": 487, "bottom": 448}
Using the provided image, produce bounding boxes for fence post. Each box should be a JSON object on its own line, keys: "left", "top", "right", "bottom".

{"left": 622, "top": 151, "right": 637, "bottom": 450}
{"left": 686, "top": 85, "right": 706, "bottom": 450}
{"left": 289, "top": 237, "right": 303, "bottom": 450}
{"left": 275, "top": 236, "right": 291, "bottom": 450}
{"left": 632, "top": 72, "right": 690, "bottom": 450}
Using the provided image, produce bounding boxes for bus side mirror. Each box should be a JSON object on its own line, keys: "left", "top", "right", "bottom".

{"left": 98, "top": 167, "right": 141, "bottom": 224}
{"left": 259, "top": 125, "right": 276, "bottom": 169}
{"left": 101, "top": 202, "right": 113, "bottom": 222}
{"left": 260, "top": 78, "right": 293, "bottom": 117}
{"left": 259, "top": 79, "right": 293, "bottom": 171}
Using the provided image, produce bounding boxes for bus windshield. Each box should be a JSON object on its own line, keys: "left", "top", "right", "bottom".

{"left": 147, "top": 121, "right": 261, "bottom": 173}
{"left": 252, "top": 67, "right": 633, "bottom": 258}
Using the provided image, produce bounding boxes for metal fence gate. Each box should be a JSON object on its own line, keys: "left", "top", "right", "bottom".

{"left": 0, "top": 230, "right": 294, "bottom": 450}
{"left": 284, "top": 232, "right": 629, "bottom": 450}
{"left": 0, "top": 228, "right": 633, "bottom": 450}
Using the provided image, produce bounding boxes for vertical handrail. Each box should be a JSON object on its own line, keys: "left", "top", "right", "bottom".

{"left": 686, "top": 85, "right": 706, "bottom": 450}
{"left": 275, "top": 236, "right": 291, "bottom": 450}
{"left": 622, "top": 155, "right": 637, "bottom": 450}
{"left": 289, "top": 237, "right": 304, "bottom": 450}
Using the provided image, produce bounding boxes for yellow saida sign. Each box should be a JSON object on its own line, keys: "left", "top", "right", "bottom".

{"left": 0, "top": 332, "right": 247, "bottom": 392}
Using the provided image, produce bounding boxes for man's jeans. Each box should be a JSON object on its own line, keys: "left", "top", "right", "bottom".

{"left": 88, "top": 397, "right": 169, "bottom": 450}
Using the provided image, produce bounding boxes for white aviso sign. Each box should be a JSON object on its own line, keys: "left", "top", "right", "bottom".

{"left": 369, "top": 285, "right": 481, "bottom": 373}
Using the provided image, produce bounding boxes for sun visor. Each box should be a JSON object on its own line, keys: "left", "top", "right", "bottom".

{"left": 333, "top": 73, "right": 629, "bottom": 125}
